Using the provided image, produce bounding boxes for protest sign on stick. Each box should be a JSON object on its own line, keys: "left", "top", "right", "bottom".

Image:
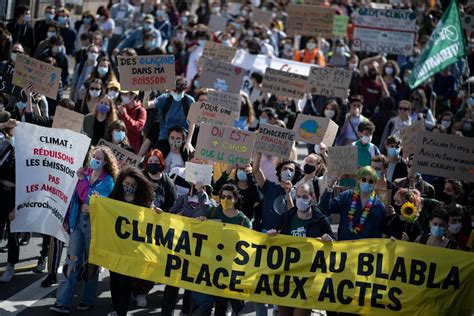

{"left": 261, "top": 68, "right": 307, "bottom": 99}
{"left": 97, "top": 139, "right": 141, "bottom": 168}
{"left": 195, "top": 124, "right": 256, "bottom": 165}
{"left": 352, "top": 8, "right": 417, "bottom": 55}
{"left": 286, "top": 5, "right": 335, "bottom": 38}
{"left": 52, "top": 107, "right": 85, "bottom": 133}
{"left": 12, "top": 123, "right": 90, "bottom": 242}
{"left": 187, "top": 101, "right": 239, "bottom": 127}
{"left": 306, "top": 67, "right": 352, "bottom": 99}
{"left": 117, "top": 55, "right": 175, "bottom": 91}
{"left": 254, "top": 124, "right": 295, "bottom": 160}
{"left": 185, "top": 162, "right": 214, "bottom": 185}
{"left": 412, "top": 131, "right": 474, "bottom": 182}
{"left": 292, "top": 114, "right": 339, "bottom": 145}
{"left": 333, "top": 15, "right": 349, "bottom": 37}
{"left": 12, "top": 54, "right": 61, "bottom": 99}
{"left": 200, "top": 58, "right": 245, "bottom": 94}
{"left": 207, "top": 90, "right": 241, "bottom": 113}
{"left": 327, "top": 146, "right": 358, "bottom": 174}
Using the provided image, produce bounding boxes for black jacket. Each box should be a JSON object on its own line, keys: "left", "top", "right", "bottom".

{"left": 277, "top": 205, "right": 336, "bottom": 240}
{"left": 6, "top": 21, "right": 34, "bottom": 55}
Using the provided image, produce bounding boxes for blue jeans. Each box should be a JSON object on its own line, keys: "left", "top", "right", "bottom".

{"left": 56, "top": 212, "right": 99, "bottom": 307}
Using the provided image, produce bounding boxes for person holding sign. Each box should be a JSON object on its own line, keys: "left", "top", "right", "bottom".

{"left": 51, "top": 146, "right": 118, "bottom": 314}
{"left": 107, "top": 166, "right": 156, "bottom": 314}
{"left": 194, "top": 183, "right": 251, "bottom": 315}
{"left": 268, "top": 182, "right": 334, "bottom": 316}
{"left": 320, "top": 166, "right": 385, "bottom": 240}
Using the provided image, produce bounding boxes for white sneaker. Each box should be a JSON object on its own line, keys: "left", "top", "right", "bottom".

{"left": 0, "top": 264, "right": 15, "bottom": 283}
{"left": 135, "top": 294, "right": 147, "bottom": 308}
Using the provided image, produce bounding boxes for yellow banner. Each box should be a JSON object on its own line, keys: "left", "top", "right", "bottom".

{"left": 90, "top": 197, "right": 474, "bottom": 315}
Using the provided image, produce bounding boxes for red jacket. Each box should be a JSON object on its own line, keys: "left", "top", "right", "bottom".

{"left": 120, "top": 100, "right": 146, "bottom": 154}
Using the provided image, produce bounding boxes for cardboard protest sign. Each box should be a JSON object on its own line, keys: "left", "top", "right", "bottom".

{"left": 292, "top": 114, "right": 339, "bottom": 145}
{"left": 207, "top": 90, "right": 241, "bottom": 113}
{"left": 306, "top": 67, "right": 352, "bottom": 99}
{"left": 184, "top": 162, "right": 214, "bottom": 185}
{"left": 254, "top": 124, "right": 295, "bottom": 159}
{"left": 327, "top": 146, "right": 358, "bottom": 174}
{"left": 97, "top": 139, "right": 141, "bottom": 168}
{"left": 200, "top": 41, "right": 237, "bottom": 66}
{"left": 251, "top": 8, "right": 273, "bottom": 26}
{"left": 286, "top": 5, "right": 335, "bottom": 38}
{"left": 270, "top": 56, "right": 313, "bottom": 76}
{"left": 187, "top": 101, "right": 240, "bottom": 127}
{"left": 200, "top": 58, "right": 245, "bottom": 94}
{"left": 400, "top": 120, "right": 425, "bottom": 157}
{"left": 0, "top": 63, "right": 27, "bottom": 101}
{"left": 261, "top": 68, "right": 307, "bottom": 99}
{"left": 195, "top": 124, "right": 256, "bottom": 165}
{"left": 352, "top": 8, "right": 417, "bottom": 55}
{"left": 333, "top": 15, "right": 349, "bottom": 37}
{"left": 117, "top": 55, "right": 175, "bottom": 91}
{"left": 12, "top": 54, "right": 61, "bottom": 99}
{"left": 208, "top": 14, "right": 228, "bottom": 33}
{"left": 412, "top": 131, "right": 474, "bottom": 182}
{"left": 12, "top": 123, "right": 90, "bottom": 242}
{"left": 52, "top": 107, "right": 85, "bottom": 133}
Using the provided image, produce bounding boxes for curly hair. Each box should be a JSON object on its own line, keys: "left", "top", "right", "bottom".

{"left": 394, "top": 188, "right": 422, "bottom": 208}
{"left": 219, "top": 183, "right": 241, "bottom": 209}
{"left": 275, "top": 160, "right": 301, "bottom": 184}
{"left": 85, "top": 145, "right": 120, "bottom": 181}
{"left": 109, "top": 166, "right": 155, "bottom": 208}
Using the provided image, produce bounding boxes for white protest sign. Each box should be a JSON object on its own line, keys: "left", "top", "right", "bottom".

{"left": 12, "top": 123, "right": 91, "bottom": 242}
{"left": 185, "top": 162, "right": 214, "bottom": 185}
{"left": 352, "top": 8, "right": 417, "bottom": 55}
{"left": 306, "top": 67, "right": 352, "bottom": 99}
{"left": 270, "top": 57, "right": 313, "bottom": 76}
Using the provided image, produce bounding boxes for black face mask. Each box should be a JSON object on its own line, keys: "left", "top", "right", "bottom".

{"left": 368, "top": 69, "right": 377, "bottom": 80}
{"left": 303, "top": 164, "right": 316, "bottom": 175}
{"left": 394, "top": 204, "right": 401, "bottom": 215}
{"left": 147, "top": 163, "right": 162, "bottom": 175}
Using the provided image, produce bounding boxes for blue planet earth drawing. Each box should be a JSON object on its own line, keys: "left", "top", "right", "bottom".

{"left": 299, "top": 120, "right": 319, "bottom": 140}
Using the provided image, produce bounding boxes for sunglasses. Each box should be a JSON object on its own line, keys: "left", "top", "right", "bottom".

{"left": 90, "top": 88, "right": 101, "bottom": 91}
{"left": 398, "top": 107, "right": 410, "bottom": 111}
{"left": 220, "top": 194, "right": 233, "bottom": 200}
{"left": 361, "top": 177, "right": 375, "bottom": 184}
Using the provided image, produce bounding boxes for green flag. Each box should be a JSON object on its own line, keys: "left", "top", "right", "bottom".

{"left": 408, "top": 0, "right": 466, "bottom": 89}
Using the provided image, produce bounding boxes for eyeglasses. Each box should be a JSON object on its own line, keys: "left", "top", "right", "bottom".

{"left": 220, "top": 194, "right": 233, "bottom": 200}
{"left": 361, "top": 177, "right": 375, "bottom": 184}
{"left": 398, "top": 107, "right": 410, "bottom": 111}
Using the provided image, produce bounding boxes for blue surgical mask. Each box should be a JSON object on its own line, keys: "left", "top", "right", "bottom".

{"left": 16, "top": 101, "right": 27, "bottom": 111}
{"left": 83, "top": 16, "right": 92, "bottom": 24}
{"left": 167, "top": 46, "right": 175, "bottom": 54}
{"left": 375, "top": 170, "right": 383, "bottom": 179}
{"left": 98, "top": 66, "right": 108, "bottom": 77}
{"left": 198, "top": 39, "right": 206, "bottom": 47}
{"left": 89, "top": 158, "right": 103, "bottom": 170}
{"left": 236, "top": 170, "right": 247, "bottom": 181}
{"left": 468, "top": 98, "right": 474, "bottom": 106}
{"left": 280, "top": 169, "right": 293, "bottom": 182}
{"left": 259, "top": 118, "right": 267, "bottom": 125}
{"left": 172, "top": 92, "right": 184, "bottom": 102}
{"left": 296, "top": 197, "right": 311, "bottom": 211}
{"left": 387, "top": 147, "right": 400, "bottom": 157}
{"left": 143, "top": 23, "right": 152, "bottom": 31}
{"left": 222, "top": 40, "right": 231, "bottom": 47}
{"left": 45, "top": 13, "right": 54, "bottom": 21}
{"left": 359, "top": 182, "right": 374, "bottom": 193}
{"left": 113, "top": 130, "right": 126, "bottom": 143}
{"left": 194, "top": 80, "right": 201, "bottom": 89}
{"left": 430, "top": 225, "right": 445, "bottom": 237}
{"left": 58, "top": 16, "right": 67, "bottom": 26}
{"left": 181, "top": 16, "right": 188, "bottom": 24}
{"left": 145, "top": 40, "right": 157, "bottom": 48}
{"left": 9, "top": 136, "right": 14, "bottom": 148}
{"left": 156, "top": 10, "right": 165, "bottom": 17}
{"left": 97, "top": 103, "right": 110, "bottom": 114}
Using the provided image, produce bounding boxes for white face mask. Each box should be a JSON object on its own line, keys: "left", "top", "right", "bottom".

{"left": 10, "top": 52, "right": 17, "bottom": 62}
{"left": 361, "top": 135, "right": 372, "bottom": 144}
{"left": 296, "top": 197, "right": 311, "bottom": 211}
{"left": 88, "top": 52, "right": 99, "bottom": 61}
{"left": 385, "top": 67, "right": 394, "bottom": 75}
{"left": 89, "top": 89, "right": 101, "bottom": 97}
{"left": 441, "top": 120, "right": 451, "bottom": 129}
{"left": 324, "top": 109, "right": 335, "bottom": 119}
{"left": 314, "top": 144, "right": 321, "bottom": 154}
{"left": 121, "top": 96, "right": 130, "bottom": 104}
{"left": 108, "top": 90, "right": 119, "bottom": 99}
{"left": 47, "top": 31, "right": 56, "bottom": 39}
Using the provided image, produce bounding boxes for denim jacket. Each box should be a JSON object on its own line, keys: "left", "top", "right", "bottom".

{"left": 68, "top": 168, "right": 114, "bottom": 231}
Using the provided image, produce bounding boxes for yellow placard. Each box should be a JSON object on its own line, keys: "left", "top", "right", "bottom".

{"left": 90, "top": 197, "right": 474, "bottom": 315}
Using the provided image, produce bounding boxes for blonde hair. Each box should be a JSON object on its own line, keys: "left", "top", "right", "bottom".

{"left": 92, "top": 96, "right": 118, "bottom": 125}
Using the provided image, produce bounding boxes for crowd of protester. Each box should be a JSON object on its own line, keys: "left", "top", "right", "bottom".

{"left": 0, "top": 0, "right": 473, "bottom": 315}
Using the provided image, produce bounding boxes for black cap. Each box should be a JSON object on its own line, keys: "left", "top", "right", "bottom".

{"left": 0, "top": 111, "right": 11, "bottom": 124}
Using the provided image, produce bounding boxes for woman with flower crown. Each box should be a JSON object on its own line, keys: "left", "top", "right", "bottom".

{"left": 383, "top": 188, "right": 423, "bottom": 241}
{"left": 318, "top": 166, "right": 386, "bottom": 240}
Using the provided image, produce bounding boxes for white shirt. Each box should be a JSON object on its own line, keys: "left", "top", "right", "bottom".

{"left": 165, "top": 152, "right": 184, "bottom": 174}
